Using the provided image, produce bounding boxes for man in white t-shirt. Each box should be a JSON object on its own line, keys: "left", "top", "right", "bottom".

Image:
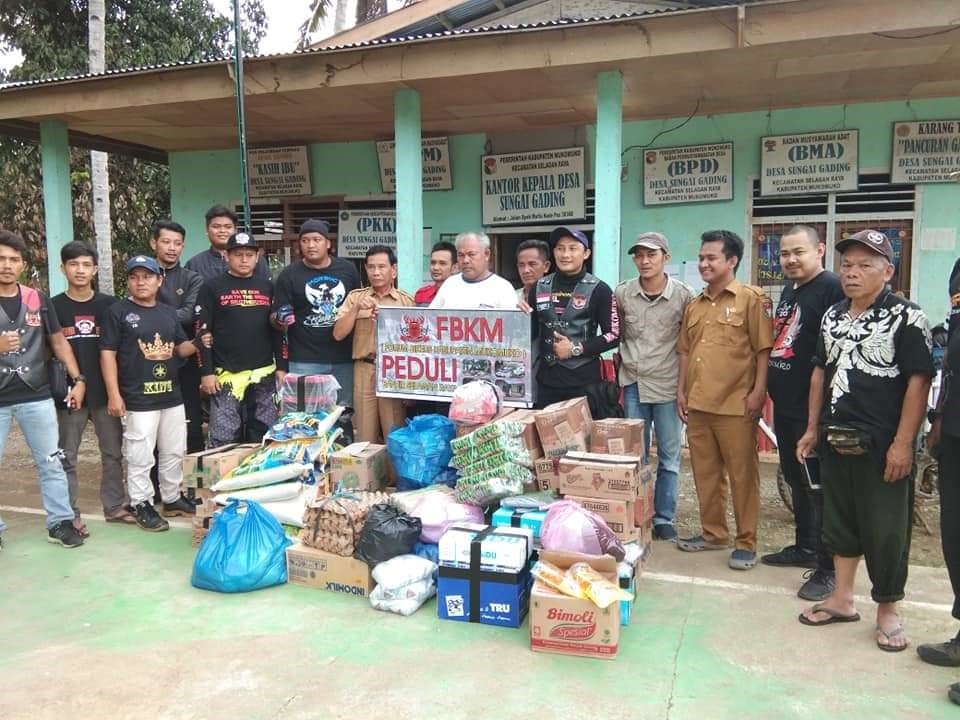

{"left": 430, "top": 233, "right": 518, "bottom": 310}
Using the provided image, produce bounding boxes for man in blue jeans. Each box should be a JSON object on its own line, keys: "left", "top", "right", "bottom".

{"left": 615, "top": 232, "right": 694, "bottom": 541}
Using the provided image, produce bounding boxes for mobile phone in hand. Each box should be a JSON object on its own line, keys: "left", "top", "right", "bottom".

{"left": 803, "top": 458, "right": 821, "bottom": 491}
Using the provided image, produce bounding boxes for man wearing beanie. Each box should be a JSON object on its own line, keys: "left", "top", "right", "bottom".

{"left": 272, "top": 219, "right": 361, "bottom": 405}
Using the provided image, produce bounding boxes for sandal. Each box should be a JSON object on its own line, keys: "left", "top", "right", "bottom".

{"left": 104, "top": 508, "right": 137, "bottom": 524}
{"left": 677, "top": 535, "right": 728, "bottom": 552}
{"left": 72, "top": 518, "right": 90, "bottom": 538}
{"left": 798, "top": 604, "right": 861, "bottom": 626}
{"left": 876, "top": 624, "right": 909, "bottom": 652}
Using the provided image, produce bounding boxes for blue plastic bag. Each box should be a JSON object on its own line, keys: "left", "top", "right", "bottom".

{"left": 387, "top": 414, "right": 455, "bottom": 491}
{"left": 191, "top": 499, "right": 293, "bottom": 593}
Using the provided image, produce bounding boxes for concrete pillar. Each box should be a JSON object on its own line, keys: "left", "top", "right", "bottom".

{"left": 39, "top": 120, "right": 73, "bottom": 296}
{"left": 394, "top": 88, "right": 423, "bottom": 294}
{"left": 593, "top": 71, "right": 623, "bottom": 284}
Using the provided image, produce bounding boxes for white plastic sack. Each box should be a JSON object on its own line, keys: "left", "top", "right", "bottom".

{"left": 390, "top": 484, "right": 455, "bottom": 515}
{"left": 211, "top": 463, "right": 312, "bottom": 493}
{"left": 369, "top": 578, "right": 436, "bottom": 616}
{"left": 372, "top": 554, "right": 437, "bottom": 590}
{"left": 257, "top": 483, "right": 319, "bottom": 528}
{"left": 214, "top": 481, "right": 302, "bottom": 506}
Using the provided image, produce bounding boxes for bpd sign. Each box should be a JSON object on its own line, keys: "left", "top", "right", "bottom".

{"left": 643, "top": 142, "right": 733, "bottom": 206}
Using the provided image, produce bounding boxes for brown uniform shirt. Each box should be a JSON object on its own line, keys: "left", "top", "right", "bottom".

{"left": 678, "top": 280, "right": 774, "bottom": 416}
{"left": 337, "top": 286, "right": 415, "bottom": 360}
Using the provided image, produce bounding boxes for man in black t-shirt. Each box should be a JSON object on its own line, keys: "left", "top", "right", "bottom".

{"left": 196, "top": 232, "right": 281, "bottom": 448}
{"left": 272, "top": 219, "right": 360, "bottom": 406}
{"left": 101, "top": 256, "right": 201, "bottom": 533}
{"left": 53, "top": 241, "right": 127, "bottom": 532}
{"left": 763, "top": 226, "right": 844, "bottom": 601}
{"left": 797, "top": 230, "right": 933, "bottom": 653}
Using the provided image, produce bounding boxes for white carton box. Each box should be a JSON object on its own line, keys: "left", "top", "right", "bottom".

{"left": 438, "top": 523, "right": 534, "bottom": 573}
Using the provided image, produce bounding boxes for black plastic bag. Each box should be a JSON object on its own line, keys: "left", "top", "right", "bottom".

{"left": 354, "top": 503, "right": 422, "bottom": 567}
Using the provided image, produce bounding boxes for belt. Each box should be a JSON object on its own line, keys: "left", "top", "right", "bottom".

{"left": 360, "top": 356, "right": 375, "bottom": 364}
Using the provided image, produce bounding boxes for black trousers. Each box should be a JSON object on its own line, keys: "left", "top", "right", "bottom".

{"left": 774, "top": 412, "right": 831, "bottom": 572}
{"left": 179, "top": 361, "right": 204, "bottom": 453}
{"left": 937, "top": 434, "right": 960, "bottom": 620}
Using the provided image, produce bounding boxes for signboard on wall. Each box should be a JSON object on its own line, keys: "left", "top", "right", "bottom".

{"left": 892, "top": 120, "right": 960, "bottom": 183}
{"left": 376, "top": 307, "right": 533, "bottom": 405}
{"left": 481, "top": 146, "right": 585, "bottom": 225}
{"left": 248, "top": 146, "right": 312, "bottom": 198}
{"left": 377, "top": 137, "right": 453, "bottom": 192}
{"left": 338, "top": 209, "right": 396, "bottom": 259}
{"left": 760, "top": 131, "right": 858, "bottom": 196}
{"left": 643, "top": 142, "right": 734, "bottom": 205}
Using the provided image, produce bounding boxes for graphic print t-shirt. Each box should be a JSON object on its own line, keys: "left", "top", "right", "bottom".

{"left": 767, "top": 271, "right": 844, "bottom": 420}
{"left": 100, "top": 299, "right": 186, "bottom": 411}
{"left": 195, "top": 273, "right": 279, "bottom": 374}
{"left": 273, "top": 258, "right": 361, "bottom": 365}
{"left": 52, "top": 292, "right": 117, "bottom": 408}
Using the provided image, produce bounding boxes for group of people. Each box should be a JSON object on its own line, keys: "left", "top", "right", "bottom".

{"left": 0, "top": 210, "right": 958, "bottom": 699}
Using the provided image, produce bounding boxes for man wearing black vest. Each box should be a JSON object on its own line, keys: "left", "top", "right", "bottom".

{"left": 528, "top": 227, "right": 619, "bottom": 416}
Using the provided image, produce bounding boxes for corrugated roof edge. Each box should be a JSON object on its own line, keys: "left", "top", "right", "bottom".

{"left": 0, "top": 4, "right": 740, "bottom": 90}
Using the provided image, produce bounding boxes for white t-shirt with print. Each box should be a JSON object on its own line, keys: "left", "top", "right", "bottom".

{"left": 429, "top": 272, "right": 519, "bottom": 310}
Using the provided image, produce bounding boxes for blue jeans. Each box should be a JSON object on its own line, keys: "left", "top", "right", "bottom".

{"left": 288, "top": 361, "right": 354, "bottom": 409}
{"left": 0, "top": 398, "right": 75, "bottom": 533}
{"left": 622, "top": 384, "right": 681, "bottom": 526}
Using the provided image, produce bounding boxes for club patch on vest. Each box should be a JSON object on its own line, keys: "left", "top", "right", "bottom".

{"left": 571, "top": 293, "right": 587, "bottom": 310}
{"left": 24, "top": 311, "right": 41, "bottom": 327}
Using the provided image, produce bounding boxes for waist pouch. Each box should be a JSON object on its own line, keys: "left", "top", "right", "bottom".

{"left": 824, "top": 424, "right": 872, "bottom": 456}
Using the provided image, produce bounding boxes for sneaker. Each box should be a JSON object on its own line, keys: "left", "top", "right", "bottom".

{"left": 950, "top": 682, "right": 960, "bottom": 706}
{"left": 798, "top": 568, "right": 836, "bottom": 601}
{"left": 917, "top": 633, "right": 960, "bottom": 667}
{"left": 133, "top": 502, "right": 170, "bottom": 532}
{"left": 47, "top": 519, "right": 85, "bottom": 548}
{"left": 653, "top": 524, "right": 678, "bottom": 541}
{"left": 728, "top": 549, "right": 757, "bottom": 570}
{"left": 162, "top": 494, "right": 197, "bottom": 517}
{"left": 760, "top": 545, "right": 818, "bottom": 569}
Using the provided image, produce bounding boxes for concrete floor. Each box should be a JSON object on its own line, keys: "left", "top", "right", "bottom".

{"left": 0, "top": 508, "right": 957, "bottom": 720}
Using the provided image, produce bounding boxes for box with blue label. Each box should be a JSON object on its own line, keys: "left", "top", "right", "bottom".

{"left": 491, "top": 507, "right": 546, "bottom": 543}
{"left": 437, "top": 565, "right": 531, "bottom": 628}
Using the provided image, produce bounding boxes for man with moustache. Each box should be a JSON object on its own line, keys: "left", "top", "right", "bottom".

{"left": 414, "top": 241, "right": 457, "bottom": 307}
{"left": 515, "top": 239, "right": 551, "bottom": 303}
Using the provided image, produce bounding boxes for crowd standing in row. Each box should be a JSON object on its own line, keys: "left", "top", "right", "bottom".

{"left": 0, "top": 211, "right": 958, "bottom": 697}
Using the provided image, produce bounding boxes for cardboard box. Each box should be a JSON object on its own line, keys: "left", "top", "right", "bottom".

{"left": 534, "top": 456, "right": 561, "bottom": 492}
{"left": 329, "top": 442, "right": 388, "bottom": 491}
{"left": 506, "top": 408, "right": 544, "bottom": 459}
{"left": 437, "top": 566, "right": 531, "bottom": 628}
{"left": 564, "top": 495, "right": 638, "bottom": 543}
{"left": 534, "top": 398, "right": 592, "bottom": 458}
{"left": 285, "top": 543, "right": 375, "bottom": 597}
{"left": 634, "top": 476, "right": 655, "bottom": 526}
{"left": 182, "top": 443, "right": 259, "bottom": 489}
{"left": 557, "top": 451, "right": 644, "bottom": 501}
{"left": 491, "top": 507, "right": 547, "bottom": 542}
{"left": 529, "top": 550, "right": 621, "bottom": 659}
{"left": 439, "top": 523, "right": 534, "bottom": 573}
{"left": 590, "top": 418, "right": 645, "bottom": 457}
{"left": 638, "top": 520, "right": 653, "bottom": 566}
{"left": 454, "top": 408, "right": 515, "bottom": 438}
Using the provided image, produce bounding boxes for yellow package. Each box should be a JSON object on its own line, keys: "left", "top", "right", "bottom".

{"left": 569, "top": 562, "right": 634, "bottom": 609}
{"left": 531, "top": 560, "right": 586, "bottom": 599}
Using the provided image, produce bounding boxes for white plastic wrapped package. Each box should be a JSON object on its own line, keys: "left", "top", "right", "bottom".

{"left": 390, "top": 484, "right": 455, "bottom": 515}
{"left": 372, "top": 554, "right": 437, "bottom": 589}
{"left": 369, "top": 578, "right": 436, "bottom": 616}
{"left": 411, "top": 492, "right": 485, "bottom": 543}
{"left": 210, "top": 463, "right": 312, "bottom": 493}
{"left": 257, "top": 483, "right": 319, "bottom": 528}
{"left": 214, "top": 481, "right": 302, "bottom": 505}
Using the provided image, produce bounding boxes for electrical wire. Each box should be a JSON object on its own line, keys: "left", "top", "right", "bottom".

{"left": 621, "top": 97, "right": 702, "bottom": 157}
{"left": 872, "top": 27, "right": 960, "bottom": 40}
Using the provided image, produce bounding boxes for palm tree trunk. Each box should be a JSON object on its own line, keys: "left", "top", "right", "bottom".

{"left": 89, "top": 0, "right": 114, "bottom": 294}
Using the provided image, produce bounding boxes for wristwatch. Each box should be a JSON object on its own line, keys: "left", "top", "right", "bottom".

{"left": 71, "top": 374, "right": 87, "bottom": 385}
{"left": 571, "top": 342, "right": 584, "bottom": 357}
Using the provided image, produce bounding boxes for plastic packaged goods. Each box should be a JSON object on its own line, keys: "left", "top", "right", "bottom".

{"left": 223, "top": 440, "right": 315, "bottom": 478}
{"left": 279, "top": 373, "right": 341, "bottom": 415}
{"left": 539, "top": 500, "right": 626, "bottom": 561}
{"left": 213, "top": 481, "right": 302, "bottom": 505}
{"left": 369, "top": 578, "right": 436, "bottom": 616}
{"left": 531, "top": 559, "right": 586, "bottom": 599}
{"left": 569, "top": 561, "right": 634, "bottom": 609}
{"left": 371, "top": 554, "right": 437, "bottom": 589}
{"left": 453, "top": 475, "right": 524, "bottom": 506}
{"left": 353, "top": 504, "right": 422, "bottom": 567}
{"left": 457, "top": 447, "right": 534, "bottom": 476}
{"left": 500, "top": 492, "right": 557, "bottom": 510}
{"left": 210, "top": 463, "right": 313, "bottom": 493}
{"left": 257, "top": 483, "right": 319, "bottom": 528}
{"left": 449, "top": 420, "right": 524, "bottom": 454}
{"left": 386, "top": 414, "right": 456, "bottom": 490}
{"left": 264, "top": 408, "right": 344, "bottom": 443}
{"left": 390, "top": 484, "right": 455, "bottom": 515}
{"left": 412, "top": 541, "right": 439, "bottom": 565}
{"left": 448, "top": 380, "right": 501, "bottom": 426}
{"left": 410, "top": 492, "right": 485, "bottom": 543}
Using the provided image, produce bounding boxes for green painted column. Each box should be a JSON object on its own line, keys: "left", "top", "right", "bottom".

{"left": 593, "top": 71, "right": 623, "bottom": 285}
{"left": 394, "top": 88, "right": 423, "bottom": 294}
{"left": 39, "top": 120, "right": 73, "bottom": 296}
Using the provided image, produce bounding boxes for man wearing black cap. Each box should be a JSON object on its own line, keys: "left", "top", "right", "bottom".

{"left": 195, "top": 232, "right": 281, "bottom": 448}
{"left": 797, "top": 230, "right": 933, "bottom": 653}
{"left": 272, "top": 219, "right": 361, "bottom": 406}
{"left": 529, "top": 227, "right": 619, "bottom": 414}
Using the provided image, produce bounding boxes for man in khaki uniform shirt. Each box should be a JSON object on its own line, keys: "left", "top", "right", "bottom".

{"left": 333, "top": 245, "right": 414, "bottom": 443}
{"left": 677, "top": 230, "right": 773, "bottom": 571}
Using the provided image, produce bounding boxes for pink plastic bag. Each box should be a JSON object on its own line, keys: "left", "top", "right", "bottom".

{"left": 411, "top": 492, "right": 485, "bottom": 543}
{"left": 540, "top": 500, "right": 625, "bottom": 561}
{"left": 448, "top": 380, "right": 501, "bottom": 426}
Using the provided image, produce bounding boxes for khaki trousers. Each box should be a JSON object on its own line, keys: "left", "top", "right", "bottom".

{"left": 686, "top": 409, "right": 761, "bottom": 551}
{"left": 354, "top": 361, "right": 406, "bottom": 444}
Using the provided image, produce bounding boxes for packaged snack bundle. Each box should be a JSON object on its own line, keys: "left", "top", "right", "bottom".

{"left": 448, "top": 380, "right": 501, "bottom": 426}
{"left": 450, "top": 420, "right": 524, "bottom": 454}
{"left": 531, "top": 559, "right": 585, "bottom": 599}
{"left": 569, "top": 561, "right": 634, "bottom": 609}
{"left": 264, "top": 407, "right": 344, "bottom": 443}
{"left": 450, "top": 436, "right": 532, "bottom": 469}
{"left": 454, "top": 475, "right": 524, "bottom": 506}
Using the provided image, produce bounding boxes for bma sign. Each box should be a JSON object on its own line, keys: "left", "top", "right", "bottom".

{"left": 338, "top": 209, "right": 396, "bottom": 259}
{"left": 643, "top": 142, "right": 733, "bottom": 205}
{"left": 760, "top": 131, "right": 858, "bottom": 196}
{"left": 377, "top": 137, "right": 453, "bottom": 192}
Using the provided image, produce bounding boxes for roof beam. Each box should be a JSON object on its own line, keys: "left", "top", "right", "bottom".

{"left": 0, "top": 119, "right": 168, "bottom": 163}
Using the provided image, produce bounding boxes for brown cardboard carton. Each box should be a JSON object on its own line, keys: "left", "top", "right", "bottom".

{"left": 530, "top": 550, "right": 620, "bottom": 659}
{"left": 534, "top": 397, "right": 593, "bottom": 458}
{"left": 589, "top": 418, "right": 645, "bottom": 457}
{"left": 454, "top": 408, "right": 515, "bottom": 438}
{"left": 634, "top": 475, "right": 655, "bottom": 526}
{"left": 285, "top": 543, "right": 375, "bottom": 596}
{"left": 638, "top": 519, "right": 654, "bottom": 566}
{"left": 564, "top": 495, "right": 638, "bottom": 543}
{"left": 556, "top": 451, "right": 642, "bottom": 501}
{"left": 182, "top": 443, "right": 259, "bottom": 489}
{"left": 329, "top": 442, "right": 388, "bottom": 491}
{"left": 534, "top": 456, "right": 561, "bottom": 492}
{"left": 506, "top": 408, "right": 544, "bottom": 459}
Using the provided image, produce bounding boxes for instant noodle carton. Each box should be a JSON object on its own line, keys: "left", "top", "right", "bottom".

{"left": 285, "top": 543, "right": 375, "bottom": 596}
{"left": 329, "top": 442, "right": 388, "bottom": 491}
{"left": 182, "top": 443, "right": 259, "bottom": 489}
{"left": 530, "top": 550, "right": 620, "bottom": 659}
{"left": 534, "top": 397, "right": 592, "bottom": 458}
{"left": 534, "top": 456, "right": 561, "bottom": 492}
{"left": 563, "top": 495, "right": 639, "bottom": 544}
{"left": 556, "top": 451, "right": 648, "bottom": 501}
{"left": 589, "top": 418, "right": 645, "bottom": 457}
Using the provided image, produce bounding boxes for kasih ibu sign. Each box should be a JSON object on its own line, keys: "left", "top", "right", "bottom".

{"left": 482, "top": 147, "right": 585, "bottom": 225}
{"left": 338, "top": 209, "right": 396, "bottom": 259}
{"left": 248, "top": 146, "right": 311, "bottom": 199}
{"left": 643, "top": 142, "right": 733, "bottom": 205}
{"left": 376, "top": 307, "right": 532, "bottom": 406}
{"left": 892, "top": 120, "right": 960, "bottom": 183}
{"left": 760, "top": 131, "right": 858, "bottom": 196}
{"left": 377, "top": 137, "right": 453, "bottom": 192}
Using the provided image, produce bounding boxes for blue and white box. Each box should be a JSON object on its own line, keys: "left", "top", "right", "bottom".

{"left": 490, "top": 507, "right": 546, "bottom": 543}
{"left": 437, "top": 565, "right": 531, "bottom": 628}
{"left": 438, "top": 523, "right": 534, "bottom": 573}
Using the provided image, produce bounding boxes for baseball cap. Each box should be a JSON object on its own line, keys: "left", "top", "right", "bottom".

{"left": 835, "top": 229, "right": 895, "bottom": 264}
{"left": 629, "top": 231, "right": 669, "bottom": 255}
{"left": 550, "top": 226, "right": 590, "bottom": 249}
{"left": 299, "top": 218, "right": 330, "bottom": 238}
{"left": 226, "top": 231, "right": 260, "bottom": 251}
{"left": 125, "top": 255, "right": 160, "bottom": 275}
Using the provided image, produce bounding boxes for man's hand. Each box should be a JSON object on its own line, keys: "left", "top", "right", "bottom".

{"left": 517, "top": 298, "right": 532, "bottom": 314}
{"left": 193, "top": 328, "right": 213, "bottom": 352}
{"left": 926, "top": 416, "right": 942, "bottom": 456}
{"left": 0, "top": 330, "right": 19, "bottom": 354}
{"left": 744, "top": 389, "right": 765, "bottom": 422}
{"left": 553, "top": 331, "right": 574, "bottom": 360}
{"left": 200, "top": 375, "right": 220, "bottom": 396}
{"left": 358, "top": 295, "right": 377, "bottom": 313}
{"left": 275, "top": 305, "right": 296, "bottom": 327}
{"left": 796, "top": 428, "right": 818, "bottom": 464}
{"left": 66, "top": 382, "right": 86, "bottom": 410}
{"left": 884, "top": 437, "right": 914, "bottom": 483}
{"left": 676, "top": 390, "right": 688, "bottom": 423}
{"left": 107, "top": 394, "right": 125, "bottom": 418}
{"left": 275, "top": 370, "right": 287, "bottom": 388}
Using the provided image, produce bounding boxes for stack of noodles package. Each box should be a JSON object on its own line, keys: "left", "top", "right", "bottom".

{"left": 450, "top": 421, "right": 535, "bottom": 506}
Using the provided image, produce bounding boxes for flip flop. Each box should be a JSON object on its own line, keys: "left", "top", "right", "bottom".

{"left": 104, "top": 509, "right": 137, "bottom": 524}
{"left": 677, "top": 535, "right": 728, "bottom": 552}
{"left": 876, "top": 624, "right": 909, "bottom": 652}
{"left": 798, "top": 604, "right": 861, "bottom": 626}
{"left": 72, "top": 518, "right": 91, "bottom": 538}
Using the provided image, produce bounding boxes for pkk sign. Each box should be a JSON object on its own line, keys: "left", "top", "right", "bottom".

{"left": 377, "top": 137, "right": 453, "bottom": 192}
{"left": 376, "top": 307, "right": 533, "bottom": 405}
{"left": 892, "top": 120, "right": 960, "bottom": 183}
{"left": 338, "top": 209, "right": 396, "bottom": 259}
{"left": 643, "top": 142, "right": 733, "bottom": 205}
{"left": 248, "top": 146, "right": 312, "bottom": 198}
{"left": 482, "top": 147, "right": 585, "bottom": 225}
{"left": 760, "top": 131, "right": 858, "bottom": 196}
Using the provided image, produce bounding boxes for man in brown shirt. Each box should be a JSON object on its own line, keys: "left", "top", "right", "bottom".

{"left": 333, "top": 245, "right": 414, "bottom": 443}
{"left": 677, "top": 230, "right": 774, "bottom": 570}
